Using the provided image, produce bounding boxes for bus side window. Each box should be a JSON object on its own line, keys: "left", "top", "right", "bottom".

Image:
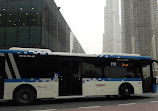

{"left": 110, "top": 67, "right": 125, "bottom": 78}
{"left": 103, "top": 66, "right": 110, "bottom": 78}
{"left": 16, "top": 55, "right": 59, "bottom": 78}
{"left": 103, "top": 61, "right": 126, "bottom": 78}
{"left": 82, "top": 58, "right": 102, "bottom": 78}
{"left": 103, "top": 61, "right": 142, "bottom": 78}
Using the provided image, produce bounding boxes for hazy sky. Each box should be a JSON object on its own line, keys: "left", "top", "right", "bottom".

{"left": 54, "top": 0, "right": 106, "bottom": 54}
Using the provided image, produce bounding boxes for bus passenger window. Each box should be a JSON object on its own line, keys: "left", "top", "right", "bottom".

{"left": 110, "top": 67, "right": 125, "bottom": 78}
{"left": 102, "top": 61, "right": 142, "bottom": 78}
{"left": 103, "top": 66, "right": 110, "bottom": 78}
{"left": 82, "top": 58, "right": 102, "bottom": 78}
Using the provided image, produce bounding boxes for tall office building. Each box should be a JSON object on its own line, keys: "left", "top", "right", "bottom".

{"left": 0, "top": 0, "right": 85, "bottom": 53}
{"left": 151, "top": 0, "right": 158, "bottom": 60}
{"left": 103, "top": 0, "right": 122, "bottom": 53}
{"left": 121, "top": 0, "right": 158, "bottom": 59}
{"left": 121, "top": 0, "right": 133, "bottom": 54}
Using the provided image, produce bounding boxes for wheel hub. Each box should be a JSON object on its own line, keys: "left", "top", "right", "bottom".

{"left": 23, "top": 94, "right": 29, "bottom": 99}
{"left": 20, "top": 91, "right": 30, "bottom": 102}
{"left": 125, "top": 88, "right": 129, "bottom": 92}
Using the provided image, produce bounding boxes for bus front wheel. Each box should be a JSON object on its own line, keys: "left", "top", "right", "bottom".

{"left": 15, "top": 87, "right": 35, "bottom": 105}
{"left": 120, "top": 85, "right": 130, "bottom": 100}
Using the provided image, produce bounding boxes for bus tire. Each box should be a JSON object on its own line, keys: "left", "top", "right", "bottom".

{"left": 120, "top": 85, "right": 130, "bottom": 100}
{"left": 15, "top": 87, "right": 35, "bottom": 105}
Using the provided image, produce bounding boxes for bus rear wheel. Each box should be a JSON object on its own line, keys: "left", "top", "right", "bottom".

{"left": 120, "top": 85, "right": 130, "bottom": 100}
{"left": 15, "top": 87, "right": 35, "bottom": 105}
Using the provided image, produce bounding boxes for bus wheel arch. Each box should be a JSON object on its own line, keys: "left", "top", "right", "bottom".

{"left": 13, "top": 84, "right": 37, "bottom": 105}
{"left": 119, "top": 83, "right": 134, "bottom": 99}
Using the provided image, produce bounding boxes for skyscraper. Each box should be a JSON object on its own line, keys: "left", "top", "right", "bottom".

{"left": 121, "top": 0, "right": 133, "bottom": 54}
{"left": 151, "top": 0, "right": 158, "bottom": 60}
{"left": 103, "top": 0, "right": 122, "bottom": 53}
{"left": 121, "top": 0, "right": 158, "bottom": 59}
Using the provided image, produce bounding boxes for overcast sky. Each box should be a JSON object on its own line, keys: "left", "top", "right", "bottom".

{"left": 54, "top": 0, "right": 106, "bottom": 54}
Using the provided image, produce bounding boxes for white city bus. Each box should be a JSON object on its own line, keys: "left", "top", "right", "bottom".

{"left": 0, "top": 48, "right": 157, "bottom": 105}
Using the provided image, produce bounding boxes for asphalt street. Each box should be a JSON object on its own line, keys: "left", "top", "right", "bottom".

{"left": 0, "top": 93, "right": 158, "bottom": 111}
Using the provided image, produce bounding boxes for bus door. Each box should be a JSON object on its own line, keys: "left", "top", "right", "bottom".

{"left": 152, "top": 61, "right": 158, "bottom": 93}
{"left": 142, "top": 60, "right": 154, "bottom": 93}
{"left": 59, "top": 56, "right": 82, "bottom": 96}
{"left": 0, "top": 56, "right": 5, "bottom": 99}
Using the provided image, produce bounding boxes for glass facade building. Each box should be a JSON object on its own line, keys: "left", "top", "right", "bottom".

{"left": 0, "top": 0, "right": 85, "bottom": 53}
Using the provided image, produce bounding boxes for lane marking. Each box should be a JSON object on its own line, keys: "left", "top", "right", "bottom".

{"left": 78, "top": 106, "right": 101, "bottom": 109}
{"left": 119, "top": 103, "right": 136, "bottom": 106}
{"left": 150, "top": 101, "right": 158, "bottom": 103}
{"left": 30, "top": 109, "right": 56, "bottom": 111}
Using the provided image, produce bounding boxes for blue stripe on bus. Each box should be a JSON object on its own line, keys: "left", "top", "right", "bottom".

{"left": 109, "top": 78, "right": 142, "bottom": 81}
{"left": 89, "top": 78, "right": 142, "bottom": 81}
{"left": 4, "top": 78, "right": 142, "bottom": 83}
{"left": 4, "top": 78, "right": 54, "bottom": 82}
{"left": 97, "top": 54, "right": 152, "bottom": 59}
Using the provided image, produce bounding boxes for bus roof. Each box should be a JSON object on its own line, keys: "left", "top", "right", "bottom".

{"left": 0, "top": 49, "right": 152, "bottom": 60}
{"left": 9, "top": 47, "right": 52, "bottom": 52}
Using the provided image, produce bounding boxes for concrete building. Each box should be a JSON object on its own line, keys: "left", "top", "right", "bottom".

{"left": 121, "top": 0, "right": 133, "bottom": 54}
{"left": 0, "top": 0, "right": 85, "bottom": 53}
{"left": 151, "top": 0, "right": 158, "bottom": 60}
{"left": 103, "top": 0, "right": 122, "bottom": 53}
{"left": 121, "top": 0, "right": 158, "bottom": 59}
